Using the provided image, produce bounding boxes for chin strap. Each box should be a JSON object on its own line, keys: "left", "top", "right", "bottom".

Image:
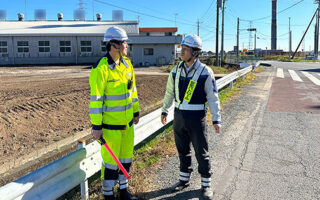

{"left": 187, "top": 48, "right": 198, "bottom": 62}
{"left": 111, "top": 42, "right": 123, "bottom": 64}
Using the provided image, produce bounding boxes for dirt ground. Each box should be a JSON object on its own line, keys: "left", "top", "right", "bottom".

{"left": 0, "top": 66, "right": 168, "bottom": 184}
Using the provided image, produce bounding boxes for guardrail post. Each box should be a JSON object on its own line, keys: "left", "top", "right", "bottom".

{"left": 78, "top": 139, "right": 89, "bottom": 200}
{"left": 229, "top": 81, "right": 233, "bottom": 88}
{"left": 241, "top": 75, "right": 245, "bottom": 80}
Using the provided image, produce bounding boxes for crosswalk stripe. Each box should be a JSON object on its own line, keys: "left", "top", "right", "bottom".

{"left": 288, "top": 70, "right": 303, "bottom": 82}
{"left": 276, "top": 68, "right": 284, "bottom": 78}
{"left": 301, "top": 71, "right": 320, "bottom": 86}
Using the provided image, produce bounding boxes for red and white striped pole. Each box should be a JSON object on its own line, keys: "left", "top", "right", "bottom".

{"left": 100, "top": 137, "right": 130, "bottom": 179}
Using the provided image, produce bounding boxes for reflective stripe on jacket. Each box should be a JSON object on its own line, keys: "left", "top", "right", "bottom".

{"left": 89, "top": 54, "right": 139, "bottom": 130}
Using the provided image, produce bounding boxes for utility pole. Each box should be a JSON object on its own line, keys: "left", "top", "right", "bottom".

{"left": 314, "top": 0, "right": 320, "bottom": 60}
{"left": 302, "top": 31, "right": 305, "bottom": 52}
{"left": 237, "top": 17, "right": 239, "bottom": 64}
{"left": 197, "top": 19, "right": 200, "bottom": 36}
{"left": 220, "top": 0, "right": 225, "bottom": 66}
{"left": 271, "top": 0, "right": 277, "bottom": 50}
{"left": 289, "top": 17, "right": 292, "bottom": 61}
{"left": 215, "top": 0, "right": 220, "bottom": 66}
{"left": 292, "top": 9, "right": 318, "bottom": 59}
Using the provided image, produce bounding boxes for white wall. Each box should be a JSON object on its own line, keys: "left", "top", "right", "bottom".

{"left": 132, "top": 44, "right": 175, "bottom": 66}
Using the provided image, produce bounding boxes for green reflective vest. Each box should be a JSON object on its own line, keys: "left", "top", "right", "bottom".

{"left": 89, "top": 56, "right": 139, "bottom": 130}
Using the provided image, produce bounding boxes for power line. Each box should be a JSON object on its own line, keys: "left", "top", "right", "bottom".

{"left": 200, "top": 0, "right": 216, "bottom": 20}
{"left": 241, "top": 0, "right": 304, "bottom": 22}
{"left": 93, "top": 0, "right": 197, "bottom": 27}
{"left": 247, "top": 21, "right": 307, "bottom": 27}
{"left": 257, "top": 30, "right": 288, "bottom": 38}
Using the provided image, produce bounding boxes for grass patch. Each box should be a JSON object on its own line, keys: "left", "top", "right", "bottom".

{"left": 161, "top": 64, "right": 175, "bottom": 73}
{"left": 289, "top": 58, "right": 320, "bottom": 62}
{"left": 261, "top": 55, "right": 320, "bottom": 62}
{"left": 208, "top": 65, "right": 229, "bottom": 74}
{"left": 129, "top": 125, "right": 177, "bottom": 198}
{"left": 219, "top": 72, "right": 256, "bottom": 105}
{"left": 255, "top": 66, "right": 264, "bottom": 72}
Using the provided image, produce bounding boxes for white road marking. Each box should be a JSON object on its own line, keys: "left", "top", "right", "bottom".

{"left": 276, "top": 68, "right": 284, "bottom": 78}
{"left": 288, "top": 70, "right": 303, "bottom": 82}
{"left": 301, "top": 71, "right": 320, "bottom": 86}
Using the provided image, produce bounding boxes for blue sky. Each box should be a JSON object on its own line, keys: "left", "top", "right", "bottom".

{"left": 1, "top": 0, "right": 318, "bottom": 52}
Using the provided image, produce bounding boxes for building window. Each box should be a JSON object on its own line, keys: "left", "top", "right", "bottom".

{"left": 80, "top": 41, "right": 92, "bottom": 52}
{"left": 38, "top": 41, "right": 50, "bottom": 52}
{"left": 144, "top": 48, "right": 154, "bottom": 56}
{"left": 101, "top": 41, "right": 106, "bottom": 52}
{"left": 59, "top": 41, "right": 71, "bottom": 52}
{"left": 17, "top": 41, "right": 29, "bottom": 53}
{"left": 165, "top": 32, "right": 173, "bottom": 36}
{"left": 0, "top": 41, "right": 8, "bottom": 53}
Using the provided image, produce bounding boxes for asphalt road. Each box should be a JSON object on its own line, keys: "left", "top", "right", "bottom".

{"left": 144, "top": 62, "right": 320, "bottom": 200}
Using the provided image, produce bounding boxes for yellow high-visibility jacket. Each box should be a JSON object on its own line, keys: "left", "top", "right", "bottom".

{"left": 89, "top": 53, "right": 139, "bottom": 130}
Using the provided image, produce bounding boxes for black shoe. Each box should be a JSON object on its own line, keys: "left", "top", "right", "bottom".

{"left": 171, "top": 181, "right": 190, "bottom": 193}
{"left": 202, "top": 186, "right": 213, "bottom": 200}
{"left": 104, "top": 195, "right": 116, "bottom": 200}
{"left": 119, "top": 188, "right": 138, "bottom": 200}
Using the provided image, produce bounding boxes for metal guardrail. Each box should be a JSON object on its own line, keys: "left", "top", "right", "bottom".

{"left": 0, "top": 65, "right": 255, "bottom": 200}
{"left": 217, "top": 66, "right": 253, "bottom": 89}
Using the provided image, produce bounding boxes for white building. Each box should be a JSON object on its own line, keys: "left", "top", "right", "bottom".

{"left": 0, "top": 19, "right": 182, "bottom": 66}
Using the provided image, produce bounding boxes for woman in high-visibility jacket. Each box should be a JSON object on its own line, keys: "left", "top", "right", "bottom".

{"left": 89, "top": 26, "right": 139, "bottom": 200}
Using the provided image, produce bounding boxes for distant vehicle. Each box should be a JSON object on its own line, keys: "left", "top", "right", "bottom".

{"left": 246, "top": 51, "right": 254, "bottom": 55}
{"left": 201, "top": 52, "right": 209, "bottom": 57}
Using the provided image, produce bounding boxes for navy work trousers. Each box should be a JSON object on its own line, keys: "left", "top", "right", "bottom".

{"left": 173, "top": 111, "right": 212, "bottom": 178}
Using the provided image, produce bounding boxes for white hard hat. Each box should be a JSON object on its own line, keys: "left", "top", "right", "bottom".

{"left": 181, "top": 34, "right": 202, "bottom": 50}
{"left": 103, "top": 26, "right": 128, "bottom": 42}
